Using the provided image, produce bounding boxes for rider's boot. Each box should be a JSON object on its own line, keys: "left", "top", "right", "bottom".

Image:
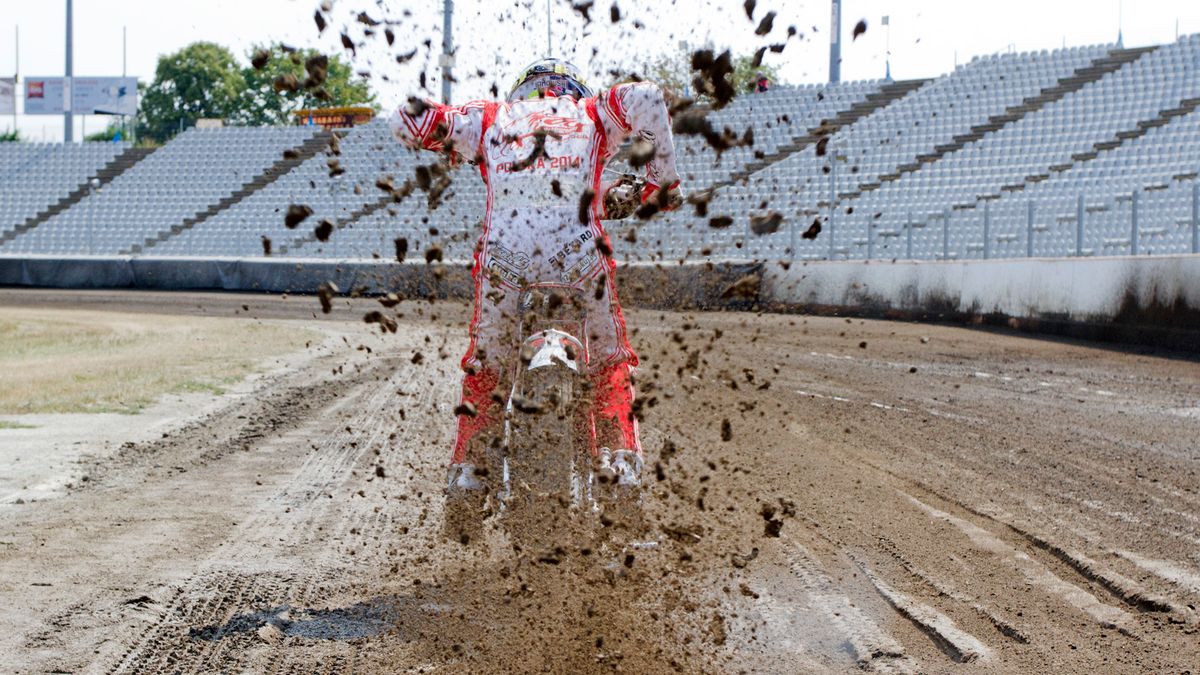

{"left": 442, "top": 368, "right": 505, "bottom": 544}
{"left": 589, "top": 363, "right": 649, "bottom": 536}
{"left": 596, "top": 447, "right": 643, "bottom": 488}
{"left": 443, "top": 462, "right": 488, "bottom": 544}
{"left": 588, "top": 360, "right": 643, "bottom": 485}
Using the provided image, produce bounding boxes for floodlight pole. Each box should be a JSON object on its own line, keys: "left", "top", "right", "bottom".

{"left": 546, "top": 0, "right": 552, "bottom": 56}
{"left": 829, "top": 0, "right": 841, "bottom": 83}
{"left": 13, "top": 26, "right": 18, "bottom": 135}
{"left": 441, "top": 0, "right": 454, "bottom": 104}
{"left": 884, "top": 15, "right": 892, "bottom": 81}
{"left": 1117, "top": 0, "right": 1124, "bottom": 47}
{"left": 123, "top": 25, "right": 128, "bottom": 141}
{"left": 64, "top": 0, "right": 73, "bottom": 143}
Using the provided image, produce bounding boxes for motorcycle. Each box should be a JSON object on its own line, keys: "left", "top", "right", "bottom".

{"left": 476, "top": 172, "right": 650, "bottom": 551}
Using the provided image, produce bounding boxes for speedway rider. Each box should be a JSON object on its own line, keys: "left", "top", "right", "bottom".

{"left": 389, "top": 59, "right": 683, "bottom": 531}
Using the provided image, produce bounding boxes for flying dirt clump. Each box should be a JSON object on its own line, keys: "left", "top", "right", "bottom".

{"left": 671, "top": 111, "right": 753, "bottom": 157}
{"left": 304, "top": 54, "right": 329, "bottom": 89}
{"left": 316, "top": 282, "right": 337, "bottom": 314}
{"left": 749, "top": 211, "right": 783, "bottom": 236}
{"left": 689, "top": 49, "right": 736, "bottom": 109}
{"left": 688, "top": 189, "right": 713, "bottom": 217}
{"left": 414, "top": 162, "right": 453, "bottom": 209}
{"left": 578, "top": 187, "right": 596, "bottom": 224}
{"left": 754, "top": 11, "right": 776, "bottom": 36}
{"left": 273, "top": 73, "right": 300, "bottom": 94}
{"left": 362, "top": 311, "right": 398, "bottom": 334}
{"left": 628, "top": 137, "right": 656, "bottom": 168}
{"left": 284, "top": 204, "right": 313, "bottom": 229}
{"left": 314, "top": 219, "right": 334, "bottom": 242}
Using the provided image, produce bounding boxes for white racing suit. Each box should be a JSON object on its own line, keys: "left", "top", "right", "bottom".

{"left": 390, "top": 83, "right": 681, "bottom": 465}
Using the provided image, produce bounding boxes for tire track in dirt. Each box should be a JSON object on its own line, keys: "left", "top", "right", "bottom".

{"left": 106, "top": 360, "right": 425, "bottom": 674}
{"left": 888, "top": 464, "right": 1199, "bottom": 622}
{"left": 780, "top": 540, "right": 916, "bottom": 673}
{"left": 5, "top": 294, "right": 1200, "bottom": 672}
{"left": 789, "top": 365, "right": 1200, "bottom": 629}
{"left": 851, "top": 554, "right": 992, "bottom": 664}
{"left": 899, "top": 490, "right": 1134, "bottom": 632}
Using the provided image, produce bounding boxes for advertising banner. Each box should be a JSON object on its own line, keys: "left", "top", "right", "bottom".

{"left": 23, "top": 77, "right": 138, "bottom": 115}
{"left": 73, "top": 77, "right": 138, "bottom": 116}
{"left": 0, "top": 78, "right": 14, "bottom": 115}
{"left": 24, "top": 77, "right": 66, "bottom": 115}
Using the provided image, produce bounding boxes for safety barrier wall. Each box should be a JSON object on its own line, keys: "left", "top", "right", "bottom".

{"left": 764, "top": 254, "right": 1200, "bottom": 351}
{"left": 0, "top": 256, "right": 760, "bottom": 311}
{"left": 5, "top": 254, "right": 1197, "bottom": 351}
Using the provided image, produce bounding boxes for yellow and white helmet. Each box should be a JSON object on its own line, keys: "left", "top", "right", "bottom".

{"left": 508, "top": 58, "right": 593, "bottom": 102}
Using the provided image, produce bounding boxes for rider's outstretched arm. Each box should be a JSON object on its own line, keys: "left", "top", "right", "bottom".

{"left": 388, "top": 98, "right": 491, "bottom": 165}
{"left": 598, "top": 82, "right": 683, "bottom": 208}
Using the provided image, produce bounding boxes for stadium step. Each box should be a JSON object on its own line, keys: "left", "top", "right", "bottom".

{"left": 277, "top": 192, "right": 393, "bottom": 256}
{"left": 124, "top": 130, "right": 335, "bottom": 254}
{"left": 711, "top": 78, "right": 928, "bottom": 190}
{"left": 0, "top": 146, "right": 155, "bottom": 247}
{"left": 856, "top": 44, "right": 1158, "bottom": 197}
{"left": 947, "top": 92, "right": 1200, "bottom": 210}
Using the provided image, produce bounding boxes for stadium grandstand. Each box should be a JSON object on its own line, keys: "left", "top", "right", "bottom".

{"left": 1, "top": 35, "right": 1198, "bottom": 265}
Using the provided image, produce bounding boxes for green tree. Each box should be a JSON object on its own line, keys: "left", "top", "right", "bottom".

{"left": 732, "top": 54, "right": 781, "bottom": 94}
{"left": 138, "top": 42, "right": 245, "bottom": 142}
{"left": 84, "top": 121, "right": 120, "bottom": 141}
{"left": 0, "top": 128, "right": 19, "bottom": 142}
{"left": 237, "top": 43, "right": 376, "bottom": 126}
{"left": 645, "top": 50, "right": 691, "bottom": 97}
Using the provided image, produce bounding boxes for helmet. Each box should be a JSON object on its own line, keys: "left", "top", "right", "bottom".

{"left": 508, "top": 58, "right": 594, "bottom": 102}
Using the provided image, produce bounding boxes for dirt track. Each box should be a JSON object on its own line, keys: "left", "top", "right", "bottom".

{"left": 1, "top": 289, "right": 1198, "bottom": 673}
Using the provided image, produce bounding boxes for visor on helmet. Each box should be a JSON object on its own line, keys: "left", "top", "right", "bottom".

{"left": 509, "top": 73, "right": 593, "bottom": 101}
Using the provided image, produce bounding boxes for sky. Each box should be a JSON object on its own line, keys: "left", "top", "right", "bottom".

{"left": 1, "top": 0, "right": 1198, "bottom": 142}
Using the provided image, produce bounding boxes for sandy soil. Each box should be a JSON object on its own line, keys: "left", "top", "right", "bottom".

{"left": 0, "top": 289, "right": 1198, "bottom": 673}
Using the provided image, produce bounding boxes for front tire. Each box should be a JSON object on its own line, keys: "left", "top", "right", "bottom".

{"left": 503, "top": 364, "right": 592, "bottom": 551}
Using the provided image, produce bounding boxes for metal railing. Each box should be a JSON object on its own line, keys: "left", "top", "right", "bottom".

{"left": 612, "top": 177, "right": 1200, "bottom": 263}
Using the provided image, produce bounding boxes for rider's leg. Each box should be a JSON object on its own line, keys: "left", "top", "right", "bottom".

{"left": 582, "top": 259, "right": 643, "bottom": 487}
{"left": 450, "top": 367, "right": 507, "bottom": 467}
{"left": 451, "top": 259, "right": 518, "bottom": 469}
{"left": 589, "top": 361, "right": 641, "bottom": 456}
{"left": 445, "top": 261, "right": 517, "bottom": 540}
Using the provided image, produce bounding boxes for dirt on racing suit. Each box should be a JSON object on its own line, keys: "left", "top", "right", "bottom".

{"left": 389, "top": 83, "right": 681, "bottom": 466}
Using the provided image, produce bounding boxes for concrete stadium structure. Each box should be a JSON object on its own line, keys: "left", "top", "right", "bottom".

{"left": 1, "top": 36, "right": 1198, "bottom": 347}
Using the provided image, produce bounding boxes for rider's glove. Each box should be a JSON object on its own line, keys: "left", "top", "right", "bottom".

{"left": 601, "top": 174, "right": 644, "bottom": 220}
{"left": 643, "top": 181, "right": 684, "bottom": 212}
